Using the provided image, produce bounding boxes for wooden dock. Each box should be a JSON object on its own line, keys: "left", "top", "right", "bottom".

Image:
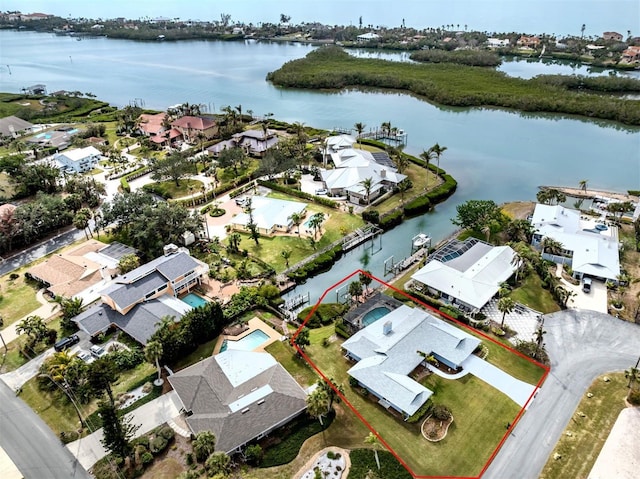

{"left": 342, "top": 224, "right": 383, "bottom": 251}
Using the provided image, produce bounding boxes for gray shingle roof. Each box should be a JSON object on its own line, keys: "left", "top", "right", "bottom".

{"left": 74, "top": 297, "right": 189, "bottom": 345}
{"left": 104, "top": 271, "right": 167, "bottom": 310}
{"left": 168, "top": 350, "right": 307, "bottom": 453}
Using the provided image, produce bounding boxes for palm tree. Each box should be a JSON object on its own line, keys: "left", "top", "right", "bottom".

{"left": 578, "top": 179, "right": 588, "bottom": 193}
{"left": 380, "top": 121, "right": 391, "bottom": 137}
{"left": 280, "top": 249, "right": 292, "bottom": 268}
{"left": 354, "top": 122, "right": 366, "bottom": 146}
{"left": 541, "top": 237, "right": 564, "bottom": 256}
{"left": 290, "top": 212, "right": 303, "bottom": 236}
{"left": 317, "top": 377, "right": 345, "bottom": 413}
{"left": 306, "top": 388, "right": 330, "bottom": 426}
{"left": 145, "top": 341, "right": 164, "bottom": 385}
{"left": 428, "top": 143, "right": 448, "bottom": 172}
{"left": 534, "top": 324, "right": 546, "bottom": 359}
{"left": 227, "top": 232, "right": 241, "bottom": 253}
{"left": 43, "top": 350, "right": 76, "bottom": 383}
{"left": 193, "top": 430, "right": 217, "bottom": 462}
{"left": 360, "top": 177, "right": 374, "bottom": 205}
{"left": 397, "top": 180, "right": 411, "bottom": 204}
{"left": 497, "top": 296, "right": 515, "bottom": 328}
{"left": 419, "top": 149, "right": 436, "bottom": 190}
{"left": 625, "top": 356, "right": 640, "bottom": 390}
{"left": 364, "top": 432, "right": 381, "bottom": 470}
{"left": 308, "top": 212, "right": 325, "bottom": 239}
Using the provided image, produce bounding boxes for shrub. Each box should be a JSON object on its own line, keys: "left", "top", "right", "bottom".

{"left": 379, "top": 210, "right": 403, "bottom": 230}
{"left": 133, "top": 435, "right": 150, "bottom": 448}
{"left": 150, "top": 435, "right": 168, "bottom": 455}
{"left": 297, "top": 303, "right": 348, "bottom": 328}
{"left": 362, "top": 210, "right": 380, "bottom": 224}
{"left": 407, "top": 399, "right": 432, "bottom": 423}
{"left": 120, "top": 177, "right": 130, "bottom": 193}
{"left": 244, "top": 444, "right": 263, "bottom": 466}
{"left": 348, "top": 449, "right": 413, "bottom": 479}
{"left": 59, "top": 430, "right": 79, "bottom": 444}
{"left": 628, "top": 390, "right": 640, "bottom": 406}
{"left": 159, "top": 426, "right": 175, "bottom": 440}
{"left": 140, "top": 452, "right": 154, "bottom": 465}
{"left": 431, "top": 404, "right": 452, "bottom": 421}
{"left": 9, "top": 273, "right": 19, "bottom": 280}
{"left": 403, "top": 195, "right": 431, "bottom": 216}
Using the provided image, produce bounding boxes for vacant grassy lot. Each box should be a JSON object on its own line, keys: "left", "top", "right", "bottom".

{"left": 303, "top": 325, "right": 523, "bottom": 477}
{"left": 236, "top": 193, "right": 365, "bottom": 272}
{"left": 0, "top": 274, "right": 41, "bottom": 326}
{"left": 539, "top": 372, "right": 628, "bottom": 479}
{"left": 511, "top": 273, "right": 561, "bottom": 314}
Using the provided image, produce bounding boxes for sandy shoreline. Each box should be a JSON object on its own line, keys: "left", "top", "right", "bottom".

{"left": 540, "top": 186, "right": 639, "bottom": 203}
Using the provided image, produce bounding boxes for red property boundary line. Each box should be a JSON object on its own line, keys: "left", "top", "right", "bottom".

{"left": 291, "top": 269, "right": 551, "bottom": 479}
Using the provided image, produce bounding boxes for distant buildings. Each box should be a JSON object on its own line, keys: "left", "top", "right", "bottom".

{"left": 231, "top": 196, "right": 307, "bottom": 236}
{"left": 55, "top": 146, "right": 101, "bottom": 173}
{"left": 357, "top": 32, "right": 380, "bottom": 42}
{"left": 171, "top": 115, "right": 217, "bottom": 143}
{"left": 621, "top": 46, "right": 640, "bottom": 63}
{"left": 487, "top": 38, "right": 510, "bottom": 48}
{"left": 517, "top": 36, "right": 540, "bottom": 48}
{"left": 207, "top": 128, "right": 279, "bottom": 157}
{"left": 602, "top": 31, "right": 623, "bottom": 41}
{"left": 0, "top": 116, "right": 34, "bottom": 138}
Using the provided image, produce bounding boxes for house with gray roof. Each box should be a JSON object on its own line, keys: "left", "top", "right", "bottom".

{"left": 342, "top": 304, "right": 480, "bottom": 419}
{"left": 74, "top": 245, "right": 209, "bottom": 344}
{"left": 168, "top": 350, "right": 307, "bottom": 454}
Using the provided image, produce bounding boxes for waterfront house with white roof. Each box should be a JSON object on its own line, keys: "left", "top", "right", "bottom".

{"left": 342, "top": 305, "right": 480, "bottom": 419}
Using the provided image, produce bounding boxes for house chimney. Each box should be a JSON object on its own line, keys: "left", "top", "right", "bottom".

{"left": 380, "top": 169, "right": 386, "bottom": 179}
{"left": 163, "top": 243, "right": 179, "bottom": 256}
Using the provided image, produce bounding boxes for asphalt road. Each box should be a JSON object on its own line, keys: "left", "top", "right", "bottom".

{"left": 0, "top": 227, "right": 87, "bottom": 277}
{"left": 484, "top": 309, "right": 640, "bottom": 479}
{"left": 0, "top": 380, "right": 91, "bottom": 479}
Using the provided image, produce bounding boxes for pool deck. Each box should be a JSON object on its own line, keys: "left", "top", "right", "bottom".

{"left": 213, "top": 317, "right": 283, "bottom": 354}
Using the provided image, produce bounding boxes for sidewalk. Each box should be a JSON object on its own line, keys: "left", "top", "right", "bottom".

{"left": 66, "top": 391, "right": 182, "bottom": 470}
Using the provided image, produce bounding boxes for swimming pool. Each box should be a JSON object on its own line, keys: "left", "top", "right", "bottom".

{"left": 181, "top": 293, "right": 209, "bottom": 308}
{"left": 220, "top": 329, "right": 270, "bottom": 352}
{"left": 362, "top": 307, "right": 391, "bottom": 327}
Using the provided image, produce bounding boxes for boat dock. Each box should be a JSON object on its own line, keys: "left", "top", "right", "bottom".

{"left": 333, "top": 126, "right": 408, "bottom": 144}
{"left": 383, "top": 247, "right": 429, "bottom": 276}
{"left": 343, "top": 224, "right": 383, "bottom": 251}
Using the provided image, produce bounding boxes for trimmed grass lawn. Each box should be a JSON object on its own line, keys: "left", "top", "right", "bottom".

{"left": 150, "top": 178, "right": 203, "bottom": 199}
{"left": 20, "top": 362, "right": 155, "bottom": 435}
{"left": 511, "top": 274, "right": 561, "bottom": 314}
{"left": 373, "top": 162, "right": 442, "bottom": 216}
{"left": 303, "top": 325, "right": 523, "bottom": 477}
{"left": 237, "top": 194, "right": 365, "bottom": 272}
{"left": 540, "top": 372, "right": 628, "bottom": 479}
{"left": 264, "top": 340, "right": 318, "bottom": 388}
{"left": 171, "top": 337, "right": 217, "bottom": 372}
{"left": 0, "top": 274, "right": 41, "bottom": 326}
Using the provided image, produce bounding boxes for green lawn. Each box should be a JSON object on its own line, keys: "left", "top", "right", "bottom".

{"left": 511, "top": 274, "right": 561, "bottom": 314}
{"left": 373, "top": 162, "right": 441, "bottom": 216}
{"left": 0, "top": 274, "right": 41, "bottom": 326}
{"left": 19, "top": 362, "right": 155, "bottom": 436}
{"left": 148, "top": 178, "right": 204, "bottom": 199}
{"left": 237, "top": 195, "right": 365, "bottom": 272}
{"left": 264, "top": 340, "right": 318, "bottom": 388}
{"left": 303, "top": 325, "right": 523, "bottom": 477}
{"left": 171, "top": 337, "right": 218, "bottom": 372}
{"left": 540, "top": 373, "right": 628, "bottom": 479}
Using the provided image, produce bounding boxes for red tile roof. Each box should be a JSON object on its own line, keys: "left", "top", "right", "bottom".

{"left": 171, "top": 116, "right": 216, "bottom": 130}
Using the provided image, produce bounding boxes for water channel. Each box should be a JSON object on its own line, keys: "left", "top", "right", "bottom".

{"left": 0, "top": 31, "right": 638, "bottom": 303}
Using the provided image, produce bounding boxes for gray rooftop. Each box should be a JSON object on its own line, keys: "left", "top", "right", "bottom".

{"left": 0, "top": 115, "right": 33, "bottom": 137}
{"left": 104, "top": 271, "right": 167, "bottom": 311}
{"left": 74, "top": 297, "right": 190, "bottom": 345}
{"left": 98, "top": 242, "right": 137, "bottom": 261}
{"left": 342, "top": 305, "right": 480, "bottom": 416}
{"left": 168, "top": 350, "right": 307, "bottom": 454}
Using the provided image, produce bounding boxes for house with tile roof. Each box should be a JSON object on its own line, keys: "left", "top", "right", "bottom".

{"left": 410, "top": 238, "right": 518, "bottom": 312}
{"left": 168, "top": 350, "right": 308, "bottom": 453}
{"left": 231, "top": 196, "right": 307, "bottom": 235}
{"left": 26, "top": 240, "right": 133, "bottom": 304}
{"left": 171, "top": 116, "right": 218, "bottom": 143}
{"left": 74, "top": 245, "right": 209, "bottom": 344}
{"left": 207, "top": 128, "right": 279, "bottom": 157}
{"left": 342, "top": 304, "right": 480, "bottom": 418}
{"left": 530, "top": 204, "right": 621, "bottom": 281}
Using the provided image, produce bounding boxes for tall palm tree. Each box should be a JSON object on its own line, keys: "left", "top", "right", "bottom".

{"left": 308, "top": 212, "right": 325, "bottom": 239}
{"left": 578, "top": 179, "right": 588, "bottom": 193}
{"left": 429, "top": 143, "right": 448, "bottom": 172}
{"left": 354, "top": 122, "right": 366, "bottom": 146}
{"left": 397, "top": 180, "right": 411, "bottom": 204}
{"left": 290, "top": 212, "right": 303, "bottom": 236}
{"left": 364, "top": 432, "right": 381, "bottom": 470}
{"left": 625, "top": 356, "right": 640, "bottom": 390}
{"left": 534, "top": 324, "right": 546, "bottom": 359}
{"left": 497, "top": 296, "right": 515, "bottom": 328}
{"left": 280, "top": 249, "right": 292, "bottom": 268}
{"left": 541, "top": 237, "right": 564, "bottom": 256}
{"left": 419, "top": 149, "right": 436, "bottom": 190}
{"left": 360, "top": 177, "right": 373, "bottom": 205}
{"left": 144, "top": 340, "right": 164, "bottom": 385}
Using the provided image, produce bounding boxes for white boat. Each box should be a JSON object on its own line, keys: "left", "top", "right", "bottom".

{"left": 412, "top": 233, "right": 431, "bottom": 248}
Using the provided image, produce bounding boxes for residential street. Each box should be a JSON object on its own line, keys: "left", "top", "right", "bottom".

{"left": 484, "top": 310, "right": 640, "bottom": 479}
{"left": 0, "top": 380, "right": 91, "bottom": 479}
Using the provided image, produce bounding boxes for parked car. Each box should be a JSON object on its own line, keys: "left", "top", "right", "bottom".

{"left": 76, "top": 349, "right": 94, "bottom": 364}
{"left": 90, "top": 345, "right": 106, "bottom": 358}
{"left": 315, "top": 188, "right": 328, "bottom": 195}
{"left": 54, "top": 334, "right": 80, "bottom": 352}
{"left": 235, "top": 197, "right": 247, "bottom": 206}
{"left": 582, "top": 277, "right": 592, "bottom": 293}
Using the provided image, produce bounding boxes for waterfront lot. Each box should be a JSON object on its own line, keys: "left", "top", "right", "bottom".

{"left": 299, "top": 323, "right": 536, "bottom": 477}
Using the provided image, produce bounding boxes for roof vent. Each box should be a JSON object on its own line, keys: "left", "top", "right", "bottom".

{"left": 383, "top": 320, "right": 392, "bottom": 335}
{"left": 163, "top": 243, "right": 179, "bottom": 256}
{"left": 241, "top": 408, "right": 250, "bottom": 414}
{"left": 257, "top": 399, "right": 265, "bottom": 405}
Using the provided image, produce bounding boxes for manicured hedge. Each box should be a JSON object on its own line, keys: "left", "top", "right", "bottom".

{"left": 260, "top": 412, "right": 335, "bottom": 468}
{"left": 258, "top": 179, "right": 339, "bottom": 208}
{"left": 379, "top": 209, "right": 404, "bottom": 230}
{"left": 335, "top": 319, "right": 352, "bottom": 338}
{"left": 403, "top": 195, "right": 431, "bottom": 216}
{"left": 287, "top": 244, "right": 344, "bottom": 283}
{"left": 120, "top": 177, "right": 130, "bottom": 193}
{"left": 297, "top": 303, "right": 348, "bottom": 328}
{"left": 142, "top": 182, "right": 173, "bottom": 199}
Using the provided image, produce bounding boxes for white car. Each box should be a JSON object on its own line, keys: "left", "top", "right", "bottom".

{"left": 315, "top": 188, "right": 328, "bottom": 195}
{"left": 76, "top": 349, "right": 95, "bottom": 364}
{"left": 90, "top": 345, "right": 106, "bottom": 359}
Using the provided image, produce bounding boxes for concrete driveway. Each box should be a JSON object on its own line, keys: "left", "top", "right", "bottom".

{"left": 67, "top": 390, "right": 182, "bottom": 470}
{"left": 484, "top": 310, "right": 640, "bottom": 479}
{"left": 565, "top": 277, "right": 608, "bottom": 313}
{"left": 462, "top": 355, "right": 537, "bottom": 407}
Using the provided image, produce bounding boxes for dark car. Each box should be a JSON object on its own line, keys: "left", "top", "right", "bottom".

{"left": 54, "top": 334, "right": 80, "bottom": 352}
